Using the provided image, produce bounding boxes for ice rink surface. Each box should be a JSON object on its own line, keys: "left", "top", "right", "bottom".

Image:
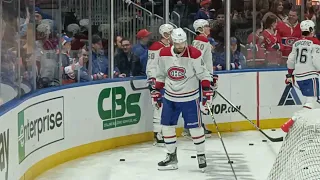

{"left": 36, "top": 129, "right": 286, "bottom": 180}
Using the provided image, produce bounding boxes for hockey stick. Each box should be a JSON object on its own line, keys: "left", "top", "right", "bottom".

{"left": 216, "top": 91, "right": 284, "bottom": 142}
{"left": 206, "top": 102, "right": 238, "bottom": 180}
{"left": 130, "top": 78, "right": 149, "bottom": 91}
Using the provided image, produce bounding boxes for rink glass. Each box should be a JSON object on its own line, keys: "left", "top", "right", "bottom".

{"left": 0, "top": 0, "right": 309, "bottom": 107}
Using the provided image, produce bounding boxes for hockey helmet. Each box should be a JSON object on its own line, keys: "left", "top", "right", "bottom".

{"left": 300, "top": 20, "right": 315, "bottom": 32}
{"left": 159, "top": 24, "right": 174, "bottom": 39}
{"left": 171, "top": 28, "right": 187, "bottom": 43}
{"left": 193, "top": 19, "right": 209, "bottom": 33}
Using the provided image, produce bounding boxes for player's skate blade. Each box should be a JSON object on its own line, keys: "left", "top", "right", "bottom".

{"left": 158, "top": 149, "right": 178, "bottom": 171}
{"left": 197, "top": 154, "right": 207, "bottom": 172}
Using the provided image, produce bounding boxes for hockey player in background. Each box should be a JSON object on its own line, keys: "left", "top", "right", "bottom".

{"left": 182, "top": 19, "right": 216, "bottom": 139}
{"left": 146, "top": 24, "right": 174, "bottom": 145}
{"left": 152, "top": 28, "right": 214, "bottom": 171}
{"left": 282, "top": 20, "right": 320, "bottom": 132}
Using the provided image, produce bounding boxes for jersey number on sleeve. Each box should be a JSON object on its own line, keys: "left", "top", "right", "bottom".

{"left": 296, "top": 48, "right": 307, "bottom": 64}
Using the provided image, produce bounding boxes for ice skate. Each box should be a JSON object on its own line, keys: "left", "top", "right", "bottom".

{"left": 153, "top": 132, "right": 165, "bottom": 146}
{"left": 182, "top": 128, "right": 192, "bottom": 140}
{"left": 197, "top": 154, "right": 207, "bottom": 172}
{"left": 158, "top": 148, "right": 178, "bottom": 170}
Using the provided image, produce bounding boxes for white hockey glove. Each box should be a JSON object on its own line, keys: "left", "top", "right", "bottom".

{"left": 211, "top": 74, "right": 218, "bottom": 91}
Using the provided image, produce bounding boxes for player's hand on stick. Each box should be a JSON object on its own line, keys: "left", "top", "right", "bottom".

{"left": 211, "top": 74, "right": 218, "bottom": 91}
{"left": 285, "top": 74, "right": 294, "bottom": 85}
{"left": 151, "top": 90, "right": 162, "bottom": 108}
{"left": 147, "top": 78, "right": 156, "bottom": 92}
{"left": 202, "top": 87, "right": 214, "bottom": 106}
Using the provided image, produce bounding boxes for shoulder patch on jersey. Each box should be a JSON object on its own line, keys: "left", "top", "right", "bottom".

{"left": 149, "top": 41, "right": 166, "bottom": 51}
{"left": 194, "top": 35, "right": 209, "bottom": 43}
{"left": 181, "top": 46, "right": 202, "bottom": 59}
{"left": 159, "top": 47, "right": 172, "bottom": 57}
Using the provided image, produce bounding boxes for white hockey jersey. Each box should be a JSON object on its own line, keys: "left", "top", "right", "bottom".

{"left": 146, "top": 41, "right": 170, "bottom": 79}
{"left": 156, "top": 45, "right": 211, "bottom": 102}
{"left": 192, "top": 35, "right": 213, "bottom": 73}
{"left": 287, "top": 37, "right": 320, "bottom": 81}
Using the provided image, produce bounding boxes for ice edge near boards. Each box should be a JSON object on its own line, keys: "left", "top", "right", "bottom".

{"left": 129, "top": 78, "right": 284, "bottom": 143}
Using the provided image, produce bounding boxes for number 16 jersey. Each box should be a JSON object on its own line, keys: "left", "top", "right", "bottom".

{"left": 287, "top": 37, "right": 320, "bottom": 81}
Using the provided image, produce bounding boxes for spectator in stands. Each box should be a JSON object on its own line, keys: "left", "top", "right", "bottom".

{"left": 208, "top": 37, "right": 220, "bottom": 70}
{"left": 67, "top": 23, "right": 84, "bottom": 51}
{"left": 256, "top": 0, "right": 270, "bottom": 14}
{"left": 132, "top": 29, "right": 151, "bottom": 73}
{"left": 35, "top": 7, "right": 52, "bottom": 24}
{"left": 305, "top": 0, "right": 316, "bottom": 23}
{"left": 91, "top": 34, "right": 109, "bottom": 80}
{"left": 277, "top": 9, "right": 301, "bottom": 61}
{"left": 214, "top": 37, "right": 245, "bottom": 70}
{"left": 262, "top": 15, "right": 284, "bottom": 66}
{"left": 115, "top": 38, "right": 144, "bottom": 77}
{"left": 77, "top": 47, "right": 92, "bottom": 82}
{"left": 262, "top": 0, "right": 287, "bottom": 23}
{"left": 35, "top": 22, "right": 59, "bottom": 82}
{"left": 210, "top": 8, "right": 238, "bottom": 52}
{"left": 246, "top": 20, "right": 266, "bottom": 68}
{"left": 61, "top": 35, "right": 77, "bottom": 84}
{"left": 194, "top": 0, "right": 214, "bottom": 20}
{"left": 114, "top": 35, "right": 123, "bottom": 56}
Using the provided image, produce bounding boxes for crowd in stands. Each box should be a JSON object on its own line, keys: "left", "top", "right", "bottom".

{"left": 167, "top": 0, "right": 320, "bottom": 70}
{"left": 1, "top": 0, "right": 320, "bottom": 105}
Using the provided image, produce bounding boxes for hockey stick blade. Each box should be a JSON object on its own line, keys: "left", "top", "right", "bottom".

{"left": 216, "top": 91, "right": 283, "bottom": 142}
{"left": 130, "top": 78, "right": 149, "bottom": 91}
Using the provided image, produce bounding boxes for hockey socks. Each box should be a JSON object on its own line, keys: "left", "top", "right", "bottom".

{"left": 162, "top": 125, "right": 177, "bottom": 153}
{"left": 189, "top": 127, "right": 206, "bottom": 155}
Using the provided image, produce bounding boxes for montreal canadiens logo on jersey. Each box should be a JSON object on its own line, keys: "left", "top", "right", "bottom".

{"left": 282, "top": 38, "right": 297, "bottom": 46}
{"left": 167, "top": 66, "right": 186, "bottom": 81}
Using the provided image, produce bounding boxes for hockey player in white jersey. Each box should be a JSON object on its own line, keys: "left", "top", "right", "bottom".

{"left": 192, "top": 19, "right": 213, "bottom": 72}
{"left": 146, "top": 24, "right": 174, "bottom": 145}
{"left": 282, "top": 20, "right": 320, "bottom": 132}
{"left": 182, "top": 19, "right": 217, "bottom": 138}
{"left": 151, "top": 28, "right": 214, "bottom": 171}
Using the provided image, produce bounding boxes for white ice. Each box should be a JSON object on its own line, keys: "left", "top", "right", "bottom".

{"left": 36, "top": 130, "right": 285, "bottom": 180}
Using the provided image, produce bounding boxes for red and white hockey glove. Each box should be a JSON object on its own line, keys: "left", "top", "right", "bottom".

{"left": 201, "top": 80, "right": 213, "bottom": 106}
{"left": 151, "top": 82, "right": 165, "bottom": 108}
{"left": 151, "top": 90, "right": 162, "bottom": 108}
{"left": 281, "top": 118, "right": 295, "bottom": 133}
{"left": 285, "top": 74, "right": 295, "bottom": 85}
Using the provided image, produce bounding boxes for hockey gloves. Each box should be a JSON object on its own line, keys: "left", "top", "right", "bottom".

{"left": 151, "top": 81, "right": 165, "bottom": 109}
{"left": 201, "top": 80, "right": 213, "bottom": 106}
{"left": 285, "top": 74, "right": 295, "bottom": 85}
{"left": 147, "top": 78, "right": 156, "bottom": 92}
{"left": 211, "top": 74, "right": 218, "bottom": 91}
{"left": 151, "top": 90, "right": 162, "bottom": 108}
